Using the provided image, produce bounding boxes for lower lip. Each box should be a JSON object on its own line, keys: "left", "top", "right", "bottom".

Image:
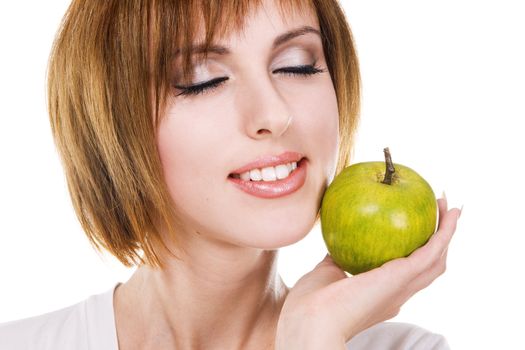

{"left": 228, "top": 158, "right": 307, "bottom": 199}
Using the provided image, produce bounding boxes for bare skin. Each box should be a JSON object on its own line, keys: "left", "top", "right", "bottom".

{"left": 115, "top": 1, "right": 337, "bottom": 348}
{"left": 113, "top": 0, "right": 461, "bottom": 349}
{"left": 114, "top": 249, "right": 289, "bottom": 349}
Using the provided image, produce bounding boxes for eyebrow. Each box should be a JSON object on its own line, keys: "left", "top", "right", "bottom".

{"left": 174, "top": 25, "right": 321, "bottom": 57}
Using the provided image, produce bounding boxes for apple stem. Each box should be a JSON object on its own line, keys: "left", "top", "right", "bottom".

{"left": 382, "top": 147, "right": 396, "bottom": 185}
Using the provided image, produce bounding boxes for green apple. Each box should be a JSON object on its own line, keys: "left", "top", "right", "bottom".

{"left": 320, "top": 148, "right": 437, "bottom": 275}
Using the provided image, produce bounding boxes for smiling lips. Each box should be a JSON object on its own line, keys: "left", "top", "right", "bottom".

{"left": 228, "top": 151, "right": 307, "bottom": 199}
{"left": 229, "top": 151, "right": 305, "bottom": 174}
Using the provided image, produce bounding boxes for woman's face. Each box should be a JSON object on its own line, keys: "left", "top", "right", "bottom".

{"left": 157, "top": 0, "right": 339, "bottom": 250}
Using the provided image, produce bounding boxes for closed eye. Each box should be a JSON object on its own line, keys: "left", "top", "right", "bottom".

{"left": 273, "top": 64, "right": 325, "bottom": 76}
{"left": 174, "top": 77, "right": 229, "bottom": 97}
{"left": 174, "top": 63, "right": 326, "bottom": 97}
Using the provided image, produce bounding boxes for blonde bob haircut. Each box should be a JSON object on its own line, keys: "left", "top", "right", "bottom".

{"left": 47, "top": 0, "right": 360, "bottom": 268}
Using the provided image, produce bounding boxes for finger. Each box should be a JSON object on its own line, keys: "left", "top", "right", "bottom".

{"left": 437, "top": 196, "right": 448, "bottom": 232}
{"left": 378, "top": 206, "right": 458, "bottom": 289}
{"left": 440, "top": 191, "right": 448, "bottom": 207}
{"left": 407, "top": 245, "right": 449, "bottom": 294}
{"left": 375, "top": 240, "right": 450, "bottom": 307}
{"left": 429, "top": 207, "right": 461, "bottom": 253}
{"left": 393, "top": 208, "right": 459, "bottom": 292}
{"left": 437, "top": 198, "right": 448, "bottom": 229}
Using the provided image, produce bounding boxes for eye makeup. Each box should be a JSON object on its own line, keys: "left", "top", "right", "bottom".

{"left": 171, "top": 43, "right": 326, "bottom": 97}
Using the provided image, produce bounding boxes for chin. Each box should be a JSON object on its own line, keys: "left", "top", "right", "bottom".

{"left": 239, "top": 211, "right": 318, "bottom": 249}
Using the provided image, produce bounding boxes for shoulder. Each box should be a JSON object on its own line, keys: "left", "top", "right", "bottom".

{"left": 0, "top": 300, "right": 89, "bottom": 350}
{"left": 346, "top": 322, "right": 450, "bottom": 350}
{"left": 0, "top": 284, "right": 119, "bottom": 350}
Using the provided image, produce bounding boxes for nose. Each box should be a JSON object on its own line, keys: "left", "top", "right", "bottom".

{"left": 238, "top": 74, "right": 293, "bottom": 140}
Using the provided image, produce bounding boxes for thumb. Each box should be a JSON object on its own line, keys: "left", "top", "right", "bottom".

{"left": 314, "top": 253, "right": 332, "bottom": 268}
{"left": 313, "top": 253, "right": 347, "bottom": 282}
{"left": 291, "top": 254, "right": 348, "bottom": 296}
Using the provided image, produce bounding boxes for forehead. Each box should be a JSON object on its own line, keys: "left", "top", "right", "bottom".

{"left": 174, "top": 0, "right": 319, "bottom": 64}
{"left": 186, "top": 0, "right": 317, "bottom": 43}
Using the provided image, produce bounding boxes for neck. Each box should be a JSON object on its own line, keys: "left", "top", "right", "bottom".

{"left": 114, "top": 238, "right": 289, "bottom": 350}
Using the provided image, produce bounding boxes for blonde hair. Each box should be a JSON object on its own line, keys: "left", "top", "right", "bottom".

{"left": 47, "top": 0, "right": 360, "bottom": 268}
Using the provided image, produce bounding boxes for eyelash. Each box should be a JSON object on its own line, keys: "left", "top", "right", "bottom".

{"left": 174, "top": 64, "right": 325, "bottom": 97}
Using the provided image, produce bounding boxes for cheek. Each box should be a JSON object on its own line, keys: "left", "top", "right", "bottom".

{"left": 156, "top": 112, "right": 225, "bottom": 211}
{"left": 157, "top": 101, "right": 231, "bottom": 178}
{"left": 292, "top": 78, "right": 340, "bottom": 174}
{"left": 312, "top": 82, "right": 339, "bottom": 143}
{"left": 157, "top": 116, "right": 199, "bottom": 182}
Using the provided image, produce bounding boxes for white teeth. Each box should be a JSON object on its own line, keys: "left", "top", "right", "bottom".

{"left": 249, "top": 168, "right": 262, "bottom": 181}
{"left": 261, "top": 167, "right": 277, "bottom": 181}
{"left": 275, "top": 164, "right": 290, "bottom": 179}
{"left": 238, "top": 161, "right": 299, "bottom": 182}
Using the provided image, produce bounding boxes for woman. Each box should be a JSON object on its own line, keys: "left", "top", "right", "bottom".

{"left": 0, "top": 0, "right": 460, "bottom": 349}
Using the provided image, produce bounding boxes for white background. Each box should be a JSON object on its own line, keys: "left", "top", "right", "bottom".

{"left": 1, "top": 1, "right": 523, "bottom": 349}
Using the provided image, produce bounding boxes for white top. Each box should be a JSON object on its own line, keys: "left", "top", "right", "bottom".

{"left": 0, "top": 284, "right": 450, "bottom": 349}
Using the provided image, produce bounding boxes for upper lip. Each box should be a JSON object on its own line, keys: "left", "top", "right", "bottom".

{"left": 229, "top": 151, "right": 305, "bottom": 175}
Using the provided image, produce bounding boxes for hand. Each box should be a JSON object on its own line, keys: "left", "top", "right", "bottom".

{"left": 275, "top": 196, "right": 461, "bottom": 350}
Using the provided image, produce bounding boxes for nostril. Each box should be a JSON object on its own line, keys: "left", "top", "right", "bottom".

{"left": 257, "top": 129, "right": 271, "bottom": 135}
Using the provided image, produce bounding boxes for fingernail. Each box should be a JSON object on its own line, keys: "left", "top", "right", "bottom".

{"left": 441, "top": 190, "right": 447, "bottom": 202}
{"left": 458, "top": 204, "right": 463, "bottom": 219}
